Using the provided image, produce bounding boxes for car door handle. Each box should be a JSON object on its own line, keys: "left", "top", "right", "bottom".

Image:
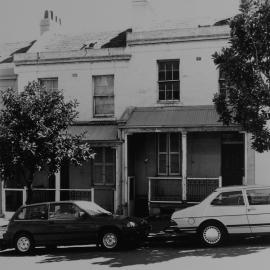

{"left": 247, "top": 207, "right": 256, "bottom": 212}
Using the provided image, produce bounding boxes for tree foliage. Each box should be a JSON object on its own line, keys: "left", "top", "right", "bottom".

{"left": 0, "top": 81, "right": 94, "bottom": 203}
{"left": 213, "top": 0, "right": 270, "bottom": 152}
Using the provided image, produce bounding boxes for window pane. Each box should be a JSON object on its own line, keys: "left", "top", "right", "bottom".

{"left": 173, "top": 90, "right": 179, "bottom": 100}
{"left": 211, "top": 191, "right": 244, "bottom": 206}
{"left": 94, "top": 148, "right": 103, "bottom": 163}
{"left": 247, "top": 189, "right": 270, "bottom": 205}
{"left": 165, "top": 62, "right": 173, "bottom": 71}
{"left": 94, "top": 165, "right": 103, "bottom": 184}
{"left": 173, "top": 70, "right": 179, "bottom": 80}
{"left": 49, "top": 203, "right": 80, "bottom": 220}
{"left": 170, "top": 154, "right": 180, "bottom": 174}
{"left": 166, "top": 90, "right": 173, "bottom": 100}
{"left": 105, "top": 165, "right": 115, "bottom": 184}
{"left": 170, "top": 133, "right": 179, "bottom": 152}
{"left": 94, "top": 96, "right": 114, "bottom": 115}
{"left": 159, "top": 90, "right": 165, "bottom": 100}
{"left": 159, "top": 154, "right": 167, "bottom": 174}
{"left": 166, "top": 82, "right": 172, "bottom": 91}
{"left": 166, "top": 69, "right": 172, "bottom": 80}
{"left": 40, "top": 78, "right": 58, "bottom": 91}
{"left": 105, "top": 148, "right": 114, "bottom": 163}
{"left": 172, "top": 61, "right": 179, "bottom": 71}
{"left": 158, "top": 62, "right": 166, "bottom": 71}
{"left": 159, "top": 71, "right": 165, "bottom": 81}
{"left": 94, "top": 75, "right": 114, "bottom": 95}
{"left": 159, "top": 134, "right": 167, "bottom": 152}
{"left": 25, "top": 204, "right": 48, "bottom": 220}
{"left": 159, "top": 82, "right": 166, "bottom": 91}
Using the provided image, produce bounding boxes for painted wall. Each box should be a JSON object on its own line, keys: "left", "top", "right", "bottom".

{"left": 15, "top": 38, "right": 227, "bottom": 121}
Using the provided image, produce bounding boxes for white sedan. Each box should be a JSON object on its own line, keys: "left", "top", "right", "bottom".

{"left": 171, "top": 185, "right": 270, "bottom": 246}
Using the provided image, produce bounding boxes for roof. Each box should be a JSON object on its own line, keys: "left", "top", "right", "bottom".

{"left": 216, "top": 185, "right": 270, "bottom": 192}
{"left": 0, "top": 40, "right": 35, "bottom": 63}
{"left": 28, "top": 29, "right": 131, "bottom": 53}
{"left": 120, "top": 105, "right": 237, "bottom": 129}
{"left": 68, "top": 124, "right": 119, "bottom": 142}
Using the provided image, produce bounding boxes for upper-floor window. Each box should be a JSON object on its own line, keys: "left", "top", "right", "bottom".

{"left": 158, "top": 60, "right": 180, "bottom": 102}
{"left": 219, "top": 69, "right": 228, "bottom": 96}
{"left": 158, "top": 133, "right": 181, "bottom": 175}
{"left": 39, "top": 78, "right": 58, "bottom": 91}
{"left": 93, "top": 75, "right": 114, "bottom": 117}
{"left": 93, "top": 147, "right": 115, "bottom": 186}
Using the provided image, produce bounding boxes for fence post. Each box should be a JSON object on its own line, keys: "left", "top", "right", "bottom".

{"left": 218, "top": 176, "right": 222, "bottom": 187}
{"left": 23, "top": 187, "right": 27, "bottom": 204}
{"left": 1, "top": 181, "right": 5, "bottom": 215}
{"left": 148, "top": 178, "right": 151, "bottom": 215}
{"left": 181, "top": 131, "right": 187, "bottom": 201}
{"left": 55, "top": 171, "right": 60, "bottom": 201}
{"left": 91, "top": 188, "right": 95, "bottom": 202}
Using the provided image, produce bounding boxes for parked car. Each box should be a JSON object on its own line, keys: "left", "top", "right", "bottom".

{"left": 170, "top": 185, "right": 270, "bottom": 246}
{"left": 0, "top": 201, "right": 150, "bottom": 254}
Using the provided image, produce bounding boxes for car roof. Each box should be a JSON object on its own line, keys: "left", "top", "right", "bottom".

{"left": 21, "top": 200, "right": 91, "bottom": 207}
{"left": 215, "top": 185, "right": 270, "bottom": 192}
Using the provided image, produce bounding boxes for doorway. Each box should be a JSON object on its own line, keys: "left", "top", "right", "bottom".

{"left": 221, "top": 143, "right": 244, "bottom": 186}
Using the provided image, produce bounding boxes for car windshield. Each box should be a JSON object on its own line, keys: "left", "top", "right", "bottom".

{"left": 75, "top": 201, "right": 112, "bottom": 216}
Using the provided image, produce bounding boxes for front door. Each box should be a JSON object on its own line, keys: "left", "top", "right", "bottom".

{"left": 246, "top": 188, "right": 270, "bottom": 233}
{"left": 222, "top": 143, "right": 244, "bottom": 186}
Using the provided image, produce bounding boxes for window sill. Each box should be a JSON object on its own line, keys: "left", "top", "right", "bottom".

{"left": 157, "top": 100, "right": 182, "bottom": 105}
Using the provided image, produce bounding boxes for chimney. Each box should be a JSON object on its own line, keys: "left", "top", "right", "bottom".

{"left": 131, "top": 0, "right": 156, "bottom": 31}
{"left": 40, "top": 10, "right": 62, "bottom": 35}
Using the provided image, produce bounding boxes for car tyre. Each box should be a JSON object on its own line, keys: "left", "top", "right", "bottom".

{"left": 199, "top": 223, "right": 226, "bottom": 247}
{"left": 100, "top": 230, "right": 120, "bottom": 251}
{"left": 14, "top": 233, "right": 34, "bottom": 255}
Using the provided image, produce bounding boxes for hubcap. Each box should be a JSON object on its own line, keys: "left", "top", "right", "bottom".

{"left": 102, "top": 233, "right": 118, "bottom": 249}
{"left": 203, "top": 226, "right": 221, "bottom": 245}
{"left": 17, "top": 236, "right": 31, "bottom": 252}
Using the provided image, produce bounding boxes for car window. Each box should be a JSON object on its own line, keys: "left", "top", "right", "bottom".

{"left": 49, "top": 203, "right": 81, "bottom": 220}
{"left": 16, "top": 204, "right": 48, "bottom": 220}
{"left": 211, "top": 191, "right": 244, "bottom": 206}
{"left": 247, "top": 189, "right": 270, "bottom": 205}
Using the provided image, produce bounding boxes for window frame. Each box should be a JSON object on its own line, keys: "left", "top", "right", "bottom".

{"left": 246, "top": 188, "right": 270, "bottom": 205}
{"left": 157, "top": 133, "right": 181, "bottom": 176}
{"left": 39, "top": 77, "right": 58, "bottom": 92}
{"left": 211, "top": 191, "right": 245, "bottom": 206}
{"left": 93, "top": 147, "right": 116, "bottom": 186}
{"left": 157, "top": 59, "right": 180, "bottom": 103}
{"left": 92, "top": 74, "right": 115, "bottom": 118}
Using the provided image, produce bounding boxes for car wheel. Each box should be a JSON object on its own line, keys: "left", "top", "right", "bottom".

{"left": 14, "top": 233, "right": 34, "bottom": 255}
{"left": 199, "top": 223, "right": 226, "bottom": 247}
{"left": 100, "top": 231, "right": 120, "bottom": 251}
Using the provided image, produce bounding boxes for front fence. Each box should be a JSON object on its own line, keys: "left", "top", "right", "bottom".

{"left": 186, "top": 177, "right": 222, "bottom": 202}
{"left": 148, "top": 177, "right": 182, "bottom": 203}
{"left": 148, "top": 176, "right": 222, "bottom": 208}
{"left": 1, "top": 185, "right": 115, "bottom": 214}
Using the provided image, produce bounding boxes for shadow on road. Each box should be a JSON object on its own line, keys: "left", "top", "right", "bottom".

{"left": 1, "top": 236, "right": 270, "bottom": 267}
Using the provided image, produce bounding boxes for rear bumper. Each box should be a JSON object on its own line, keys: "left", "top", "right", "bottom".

{"left": 122, "top": 225, "right": 151, "bottom": 242}
{"left": 164, "top": 225, "right": 197, "bottom": 235}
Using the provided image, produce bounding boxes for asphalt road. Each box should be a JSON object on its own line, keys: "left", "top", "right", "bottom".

{"left": 1, "top": 236, "right": 270, "bottom": 270}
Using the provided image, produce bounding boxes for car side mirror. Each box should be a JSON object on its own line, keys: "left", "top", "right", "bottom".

{"left": 79, "top": 212, "right": 88, "bottom": 220}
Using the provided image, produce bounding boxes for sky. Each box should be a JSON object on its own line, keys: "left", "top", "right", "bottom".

{"left": 0, "top": 0, "right": 240, "bottom": 43}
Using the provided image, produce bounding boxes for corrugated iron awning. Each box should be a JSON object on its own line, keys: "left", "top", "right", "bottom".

{"left": 68, "top": 124, "right": 119, "bottom": 142}
{"left": 120, "top": 105, "right": 239, "bottom": 130}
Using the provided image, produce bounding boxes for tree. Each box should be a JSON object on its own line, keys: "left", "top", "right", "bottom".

{"left": 0, "top": 81, "right": 94, "bottom": 204}
{"left": 213, "top": 0, "right": 270, "bottom": 152}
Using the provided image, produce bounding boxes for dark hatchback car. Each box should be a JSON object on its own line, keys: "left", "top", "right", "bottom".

{"left": 0, "top": 201, "right": 150, "bottom": 254}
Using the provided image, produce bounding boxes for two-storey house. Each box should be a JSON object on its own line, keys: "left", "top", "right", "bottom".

{"left": 1, "top": 1, "right": 268, "bottom": 217}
